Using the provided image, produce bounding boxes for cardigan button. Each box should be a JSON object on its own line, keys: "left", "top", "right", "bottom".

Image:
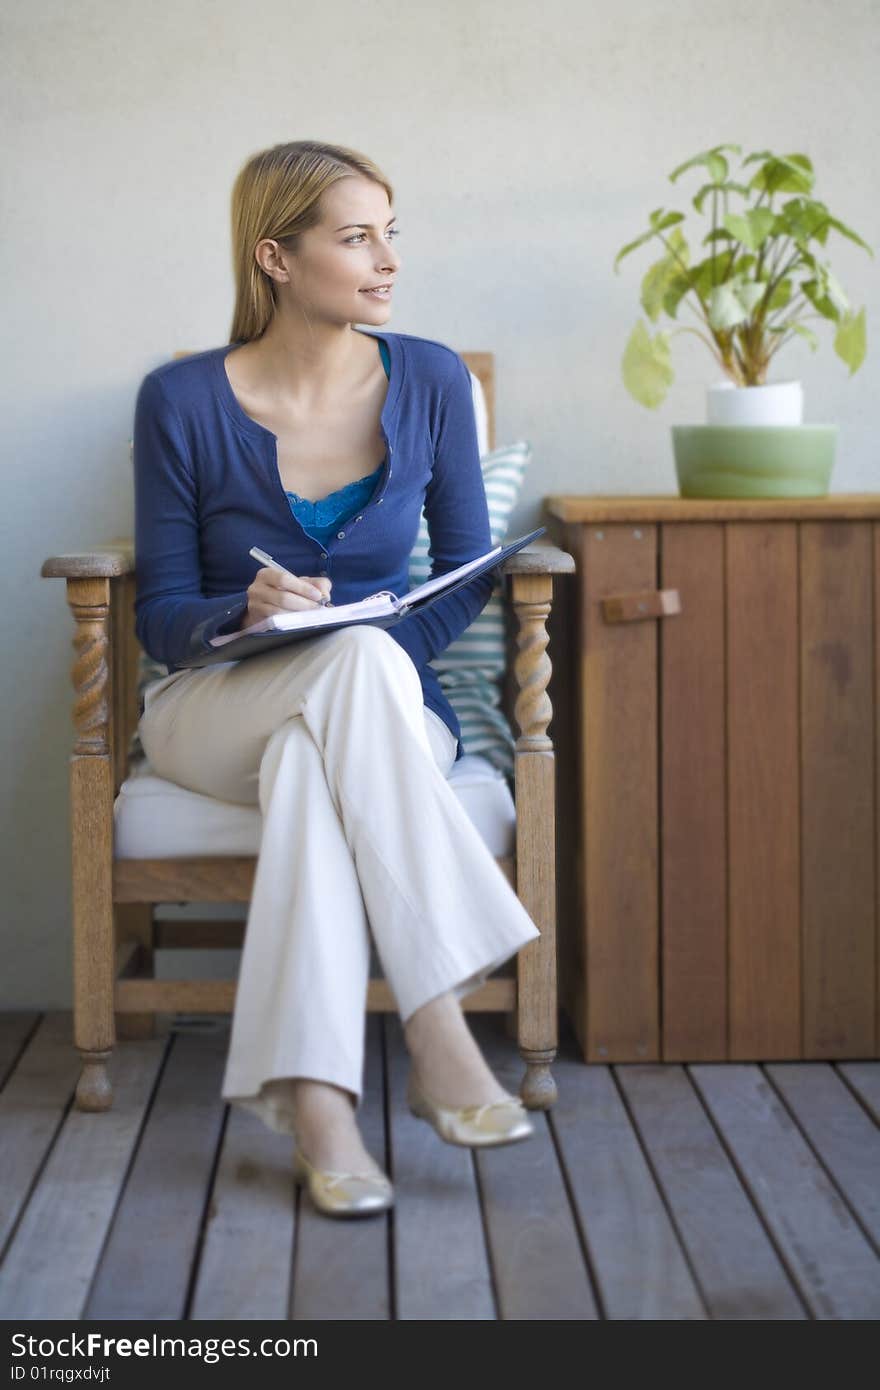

{"left": 337, "top": 530, "right": 345, "bottom": 539}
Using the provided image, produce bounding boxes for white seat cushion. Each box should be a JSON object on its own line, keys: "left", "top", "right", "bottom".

{"left": 113, "top": 752, "right": 516, "bottom": 861}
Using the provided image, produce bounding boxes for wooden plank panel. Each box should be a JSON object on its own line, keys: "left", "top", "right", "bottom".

{"left": 0, "top": 1014, "right": 81, "bottom": 1259}
{"left": 691, "top": 1063, "right": 880, "bottom": 1317}
{"left": 0, "top": 1036, "right": 165, "bottom": 1319}
{"left": 582, "top": 523, "right": 659, "bottom": 1060}
{"left": 386, "top": 1015, "right": 495, "bottom": 1319}
{"left": 726, "top": 524, "right": 800, "bottom": 1057}
{"left": 766, "top": 1063, "right": 880, "bottom": 1249}
{"left": 473, "top": 1014, "right": 598, "bottom": 1319}
{"left": 801, "top": 522, "right": 875, "bottom": 1055}
{"left": 551, "top": 1034, "right": 705, "bottom": 1318}
{"left": 617, "top": 1065, "right": 805, "bottom": 1317}
{"left": 84, "top": 1027, "right": 228, "bottom": 1318}
{"left": 660, "top": 523, "right": 727, "bottom": 1060}
{"left": 290, "top": 1015, "right": 391, "bottom": 1321}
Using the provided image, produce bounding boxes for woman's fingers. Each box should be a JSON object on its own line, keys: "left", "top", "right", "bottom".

{"left": 265, "top": 568, "right": 331, "bottom": 608}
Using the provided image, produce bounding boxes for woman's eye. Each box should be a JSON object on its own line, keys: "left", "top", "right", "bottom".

{"left": 345, "top": 229, "right": 401, "bottom": 244}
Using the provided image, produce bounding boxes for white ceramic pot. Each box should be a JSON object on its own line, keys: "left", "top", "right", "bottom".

{"left": 707, "top": 379, "right": 803, "bottom": 427}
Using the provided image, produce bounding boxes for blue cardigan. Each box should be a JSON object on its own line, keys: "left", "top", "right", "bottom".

{"left": 132, "top": 328, "right": 496, "bottom": 762}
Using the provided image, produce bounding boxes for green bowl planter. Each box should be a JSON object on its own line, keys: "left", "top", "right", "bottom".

{"left": 671, "top": 424, "right": 838, "bottom": 498}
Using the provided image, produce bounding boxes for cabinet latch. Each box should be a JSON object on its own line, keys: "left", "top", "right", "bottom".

{"left": 600, "top": 588, "right": 681, "bottom": 624}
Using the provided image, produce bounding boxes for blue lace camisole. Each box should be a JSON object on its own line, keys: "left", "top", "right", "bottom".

{"left": 284, "top": 337, "right": 390, "bottom": 543}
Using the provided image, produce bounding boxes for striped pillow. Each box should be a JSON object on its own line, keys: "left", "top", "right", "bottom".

{"left": 408, "top": 439, "right": 531, "bottom": 778}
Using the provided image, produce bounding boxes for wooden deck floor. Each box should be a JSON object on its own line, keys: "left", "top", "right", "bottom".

{"left": 1, "top": 1009, "right": 878, "bottom": 1320}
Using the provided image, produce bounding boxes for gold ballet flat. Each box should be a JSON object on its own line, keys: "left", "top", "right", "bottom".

{"left": 406, "top": 1068, "right": 535, "bottom": 1148}
{"left": 292, "top": 1144, "right": 394, "bottom": 1218}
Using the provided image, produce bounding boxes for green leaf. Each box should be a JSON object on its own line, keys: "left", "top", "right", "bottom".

{"left": 736, "top": 281, "right": 767, "bottom": 314}
{"left": 614, "top": 227, "right": 658, "bottom": 272}
{"left": 801, "top": 278, "right": 841, "bottom": 322}
{"left": 786, "top": 322, "right": 820, "bottom": 351}
{"left": 744, "top": 152, "right": 814, "bottom": 196}
{"left": 765, "top": 277, "right": 793, "bottom": 312}
{"left": 692, "top": 179, "right": 752, "bottom": 215}
{"left": 834, "top": 306, "right": 866, "bottom": 374}
{"left": 707, "top": 282, "right": 750, "bottom": 331}
{"left": 779, "top": 197, "right": 834, "bottom": 246}
{"left": 823, "top": 265, "right": 850, "bottom": 314}
{"left": 621, "top": 320, "right": 675, "bottom": 408}
{"left": 649, "top": 209, "right": 686, "bottom": 232}
{"left": 614, "top": 210, "right": 684, "bottom": 273}
{"left": 823, "top": 213, "right": 875, "bottom": 257}
{"left": 640, "top": 228, "right": 689, "bottom": 321}
{"left": 684, "top": 251, "right": 738, "bottom": 303}
{"left": 668, "top": 145, "right": 742, "bottom": 186}
{"left": 661, "top": 268, "right": 694, "bottom": 319}
{"left": 722, "top": 207, "right": 776, "bottom": 252}
{"left": 614, "top": 227, "right": 659, "bottom": 272}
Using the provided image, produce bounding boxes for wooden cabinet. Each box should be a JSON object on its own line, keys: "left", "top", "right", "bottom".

{"left": 544, "top": 494, "right": 880, "bottom": 1062}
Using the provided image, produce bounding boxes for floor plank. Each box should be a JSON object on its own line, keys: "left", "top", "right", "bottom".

{"left": 83, "top": 1025, "right": 228, "bottom": 1319}
{"left": 290, "top": 1015, "right": 392, "bottom": 1321}
{"left": 0, "top": 1035, "right": 165, "bottom": 1319}
{"left": 766, "top": 1063, "right": 880, "bottom": 1253}
{"left": 837, "top": 1062, "right": 880, "bottom": 1125}
{"left": 0, "top": 1014, "right": 83, "bottom": 1259}
{"left": 475, "top": 1015, "right": 599, "bottom": 1319}
{"left": 387, "top": 1015, "right": 496, "bottom": 1320}
{"left": 617, "top": 1064, "right": 805, "bottom": 1318}
{"left": 189, "top": 1098, "right": 296, "bottom": 1321}
{"left": 690, "top": 1064, "right": 880, "bottom": 1318}
{"left": 552, "top": 1040, "right": 706, "bottom": 1318}
{"left": 0, "top": 1013, "right": 41, "bottom": 1085}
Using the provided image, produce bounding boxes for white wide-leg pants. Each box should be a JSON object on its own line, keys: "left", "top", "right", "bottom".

{"left": 137, "top": 624, "right": 540, "bottom": 1134}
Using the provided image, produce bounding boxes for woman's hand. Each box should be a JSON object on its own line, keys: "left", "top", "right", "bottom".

{"left": 242, "top": 568, "right": 332, "bottom": 628}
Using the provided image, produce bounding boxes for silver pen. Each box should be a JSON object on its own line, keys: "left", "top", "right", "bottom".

{"left": 249, "top": 547, "right": 334, "bottom": 606}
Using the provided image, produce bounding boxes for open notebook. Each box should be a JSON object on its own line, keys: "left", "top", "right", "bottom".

{"left": 177, "top": 527, "right": 547, "bottom": 669}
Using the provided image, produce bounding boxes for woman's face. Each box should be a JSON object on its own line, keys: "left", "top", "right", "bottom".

{"left": 264, "top": 175, "right": 402, "bottom": 324}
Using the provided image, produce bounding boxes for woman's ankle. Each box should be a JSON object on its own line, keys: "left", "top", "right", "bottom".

{"left": 403, "top": 992, "right": 512, "bottom": 1109}
{"left": 290, "top": 1079, "right": 380, "bottom": 1174}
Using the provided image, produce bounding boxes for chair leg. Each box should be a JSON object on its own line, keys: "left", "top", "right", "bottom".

{"left": 515, "top": 944, "right": 558, "bottom": 1110}
{"left": 504, "top": 1007, "right": 556, "bottom": 1103}
{"left": 75, "top": 1051, "right": 114, "bottom": 1111}
{"left": 518, "top": 1047, "right": 557, "bottom": 1109}
{"left": 71, "top": 829, "right": 115, "bottom": 1109}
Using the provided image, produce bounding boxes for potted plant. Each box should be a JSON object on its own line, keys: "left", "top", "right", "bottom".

{"left": 614, "top": 144, "right": 873, "bottom": 497}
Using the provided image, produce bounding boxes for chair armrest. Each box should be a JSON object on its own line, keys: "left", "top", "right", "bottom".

{"left": 499, "top": 540, "right": 575, "bottom": 576}
{"left": 41, "top": 538, "right": 135, "bottom": 579}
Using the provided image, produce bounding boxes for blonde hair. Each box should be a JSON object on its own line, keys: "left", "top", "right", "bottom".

{"left": 228, "top": 139, "right": 394, "bottom": 344}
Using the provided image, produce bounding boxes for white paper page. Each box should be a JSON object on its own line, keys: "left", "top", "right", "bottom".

{"left": 210, "top": 590, "right": 397, "bottom": 646}
{"left": 403, "top": 543, "right": 502, "bottom": 605}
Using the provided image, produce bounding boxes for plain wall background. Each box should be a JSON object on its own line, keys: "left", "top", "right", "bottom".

{"left": 3, "top": 0, "right": 878, "bottom": 1006}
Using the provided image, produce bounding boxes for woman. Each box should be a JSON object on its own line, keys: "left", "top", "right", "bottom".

{"left": 134, "top": 140, "right": 541, "bottom": 1219}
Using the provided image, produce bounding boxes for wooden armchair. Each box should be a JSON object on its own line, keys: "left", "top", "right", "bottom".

{"left": 41, "top": 349, "right": 575, "bottom": 1117}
